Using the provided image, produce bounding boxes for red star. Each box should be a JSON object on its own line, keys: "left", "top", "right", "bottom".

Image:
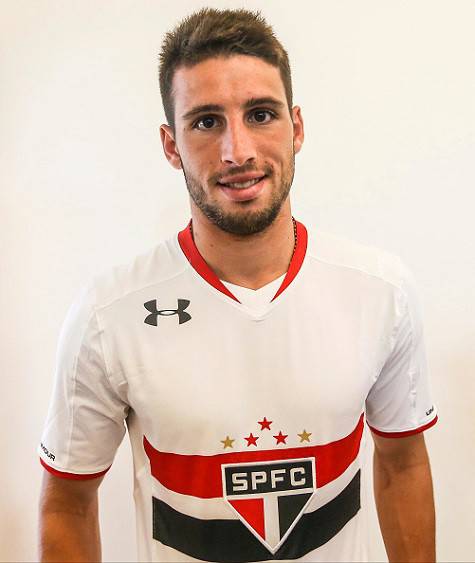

{"left": 258, "top": 417, "right": 272, "bottom": 430}
{"left": 244, "top": 433, "right": 259, "bottom": 447}
{"left": 273, "top": 431, "right": 288, "bottom": 445}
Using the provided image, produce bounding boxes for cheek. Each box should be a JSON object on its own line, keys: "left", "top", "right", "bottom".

{"left": 182, "top": 142, "right": 218, "bottom": 171}
{"left": 263, "top": 131, "right": 293, "bottom": 159}
{"left": 266, "top": 146, "right": 291, "bottom": 172}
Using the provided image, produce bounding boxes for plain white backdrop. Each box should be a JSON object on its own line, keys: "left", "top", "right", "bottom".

{"left": 1, "top": 1, "right": 474, "bottom": 561}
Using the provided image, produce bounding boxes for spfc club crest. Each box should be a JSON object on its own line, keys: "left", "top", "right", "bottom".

{"left": 222, "top": 457, "right": 316, "bottom": 553}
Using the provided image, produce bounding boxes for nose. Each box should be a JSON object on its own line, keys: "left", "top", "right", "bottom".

{"left": 220, "top": 117, "right": 257, "bottom": 166}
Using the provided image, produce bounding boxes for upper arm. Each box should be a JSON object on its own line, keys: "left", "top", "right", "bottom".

{"left": 38, "top": 281, "right": 128, "bottom": 479}
{"left": 366, "top": 263, "right": 437, "bottom": 438}
{"left": 39, "top": 468, "right": 105, "bottom": 514}
{"left": 371, "top": 431, "right": 430, "bottom": 471}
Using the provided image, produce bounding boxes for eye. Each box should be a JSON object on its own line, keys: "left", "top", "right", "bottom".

{"left": 249, "top": 109, "right": 276, "bottom": 124}
{"left": 193, "top": 116, "right": 220, "bottom": 130}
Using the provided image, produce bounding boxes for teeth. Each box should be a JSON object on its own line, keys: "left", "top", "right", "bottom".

{"left": 222, "top": 177, "right": 263, "bottom": 189}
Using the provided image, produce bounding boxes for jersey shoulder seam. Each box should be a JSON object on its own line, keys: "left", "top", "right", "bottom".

{"left": 93, "top": 266, "right": 190, "bottom": 313}
{"left": 305, "top": 249, "right": 408, "bottom": 297}
{"left": 87, "top": 236, "right": 190, "bottom": 312}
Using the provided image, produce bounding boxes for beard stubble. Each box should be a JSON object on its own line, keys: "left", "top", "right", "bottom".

{"left": 181, "top": 148, "right": 295, "bottom": 237}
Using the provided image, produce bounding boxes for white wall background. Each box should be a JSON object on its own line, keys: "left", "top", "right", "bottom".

{"left": 1, "top": 1, "right": 474, "bottom": 561}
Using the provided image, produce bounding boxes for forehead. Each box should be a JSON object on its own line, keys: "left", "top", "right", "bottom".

{"left": 172, "top": 55, "right": 287, "bottom": 117}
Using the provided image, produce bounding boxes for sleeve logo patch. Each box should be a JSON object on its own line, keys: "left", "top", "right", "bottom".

{"left": 40, "top": 442, "right": 55, "bottom": 461}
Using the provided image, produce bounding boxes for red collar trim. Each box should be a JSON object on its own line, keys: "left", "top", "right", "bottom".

{"left": 271, "top": 219, "right": 308, "bottom": 301}
{"left": 177, "top": 218, "right": 308, "bottom": 304}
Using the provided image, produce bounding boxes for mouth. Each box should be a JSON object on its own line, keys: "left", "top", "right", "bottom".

{"left": 217, "top": 175, "right": 267, "bottom": 202}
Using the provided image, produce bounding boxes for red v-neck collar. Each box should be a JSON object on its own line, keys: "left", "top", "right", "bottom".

{"left": 177, "top": 218, "right": 308, "bottom": 304}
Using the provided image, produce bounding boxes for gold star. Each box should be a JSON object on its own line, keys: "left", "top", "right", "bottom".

{"left": 298, "top": 429, "right": 312, "bottom": 443}
{"left": 221, "top": 435, "right": 235, "bottom": 449}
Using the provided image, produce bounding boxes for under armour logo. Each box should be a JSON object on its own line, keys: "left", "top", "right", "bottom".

{"left": 143, "top": 299, "right": 192, "bottom": 326}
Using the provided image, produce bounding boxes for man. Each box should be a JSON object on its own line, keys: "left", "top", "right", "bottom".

{"left": 38, "top": 7, "right": 437, "bottom": 562}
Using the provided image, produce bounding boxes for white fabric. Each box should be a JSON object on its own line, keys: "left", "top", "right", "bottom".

{"left": 38, "top": 225, "right": 437, "bottom": 562}
{"left": 220, "top": 273, "right": 285, "bottom": 315}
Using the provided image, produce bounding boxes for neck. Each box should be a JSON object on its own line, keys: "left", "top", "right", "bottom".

{"left": 189, "top": 200, "right": 295, "bottom": 290}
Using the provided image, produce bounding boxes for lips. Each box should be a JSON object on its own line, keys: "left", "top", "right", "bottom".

{"left": 218, "top": 177, "right": 264, "bottom": 189}
{"left": 218, "top": 175, "right": 267, "bottom": 202}
{"left": 218, "top": 172, "right": 266, "bottom": 186}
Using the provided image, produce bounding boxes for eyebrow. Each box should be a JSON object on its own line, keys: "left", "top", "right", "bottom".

{"left": 181, "top": 97, "right": 286, "bottom": 121}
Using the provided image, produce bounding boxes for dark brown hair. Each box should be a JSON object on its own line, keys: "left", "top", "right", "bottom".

{"left": 158, "top": 7, "right": 293, "bottom": 132}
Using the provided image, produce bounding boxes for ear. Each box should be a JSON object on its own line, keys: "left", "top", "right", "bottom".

{"left": 160, "top": 124, "right": 182, "bottom": 170}
{"left": 291, "top": 106, "right": 304, "bottom": 154}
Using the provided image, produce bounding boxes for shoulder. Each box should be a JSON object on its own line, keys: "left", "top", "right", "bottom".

{"left": 304, "top": 226, "right": 413, "bottom": 294}
{"left": 80, "top": 232, "right": 188, "bottom": 313}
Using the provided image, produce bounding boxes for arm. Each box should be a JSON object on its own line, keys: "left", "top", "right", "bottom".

{"left": 372, "top": 431, "right": 435, "bottom": 563}
{"left": 38, "top": 469, "right": 105, "bottom": 562}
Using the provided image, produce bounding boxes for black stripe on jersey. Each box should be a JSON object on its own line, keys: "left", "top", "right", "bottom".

{"left": 152, "top": 470, "right": 361, "bottom": 562}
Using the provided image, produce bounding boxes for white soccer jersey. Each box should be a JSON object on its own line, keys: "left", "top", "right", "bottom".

{"left": 38, "top": 219, "right": 437, "bottom": 562}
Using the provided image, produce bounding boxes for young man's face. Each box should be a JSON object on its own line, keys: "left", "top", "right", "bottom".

{"left": 161, "top": 54, "right": 304, "bottom": 236}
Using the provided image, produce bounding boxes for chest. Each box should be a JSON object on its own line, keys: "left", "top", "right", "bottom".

{"left": 103, "top": 280, "right": 394, "bottom": 454}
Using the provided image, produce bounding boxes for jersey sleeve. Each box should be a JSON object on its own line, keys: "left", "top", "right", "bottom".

{"left": 365, "top": 263, "right": 438, "bottom": 437}
{"left": 38, "top": 280, "right": 129, "bottom": 479}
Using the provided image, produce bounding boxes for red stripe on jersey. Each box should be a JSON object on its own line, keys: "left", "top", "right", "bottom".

{"left": 143, "top": 414, "right": 364, "bottom": 499}
{"left": 177, "top": 218, "right": 308, "bottom": 303}
{"left": 367, "top": 415, "right": 438, "bottom": 438}
{"left": 39, "top": 458, "right": 110, "bottom": 480}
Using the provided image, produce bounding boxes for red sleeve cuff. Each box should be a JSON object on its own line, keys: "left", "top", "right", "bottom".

{"left": 40, "top": 457, "right": 111, "bottom": 480}
{"left": 367, "top": 415, "right": 438, "bottom": 438}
